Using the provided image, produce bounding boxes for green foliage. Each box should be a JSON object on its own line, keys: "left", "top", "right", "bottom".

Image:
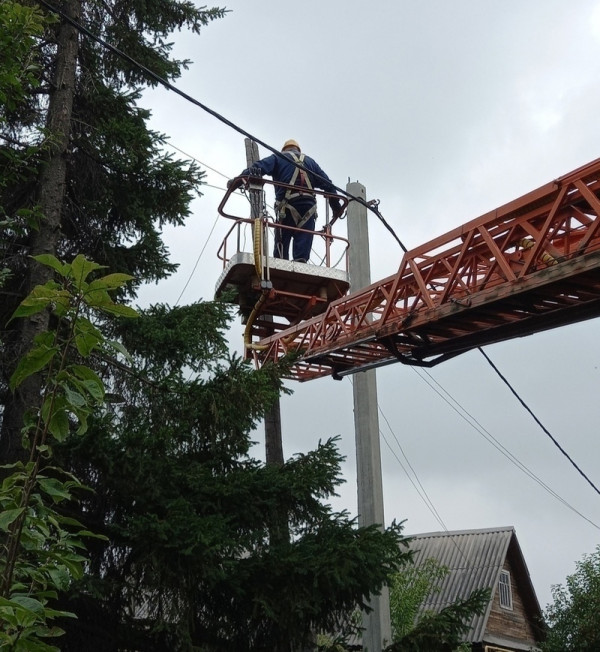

{"left": 46, "top": 295, "right": 412, "bottom": 651}
{"left": 2, "top": 4, "right": 417, "bottom": 650}
{"left": 316, "top": 609, "right": 362, "bottom": 651}
{"left": 542, "top": 545, "right": 600, "bottom": 652}
{"left": 0, "top": 0, "right": 225, "bottom": 378}
{"left": 0, "top": 462, "right": 89, "bottom": 652}
{"left": 387, "top": 557, "right": 490, "bottom": 652}
{"left": 0, "top": 1, "right": 48, "bottom": 295}
{"left": 0, "top": 0, "right": 225, "bottom": 294}
{"left": 388, "top": 587, "right": 490, "bottom": 651}
{"left": 0, "top": 254, "right": 136, "bottom": 650}
{"left": 390, "top": 557, "right": 449, "bottom": 641}
{"left": 0, "top": 1, "right": 45, "bottom": 116}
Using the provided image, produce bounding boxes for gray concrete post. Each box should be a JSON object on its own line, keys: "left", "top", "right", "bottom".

{"left": 346, "top": 182, "right": 391, "bottom": 651}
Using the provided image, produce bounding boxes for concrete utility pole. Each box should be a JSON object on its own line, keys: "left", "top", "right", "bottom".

{"left": 245, "top": 139, "right": 284, "bottom": 466}
{"left": 346, "top": 182, "right": 391, "bottom": 651}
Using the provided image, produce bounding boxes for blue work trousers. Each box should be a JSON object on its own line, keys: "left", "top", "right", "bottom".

{"left": 273, "top": 205, "right": 316, "bottom": 262}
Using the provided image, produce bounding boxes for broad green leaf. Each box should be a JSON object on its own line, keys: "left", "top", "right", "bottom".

{"left": 70, "top": 364, "right": 100, "bottom": 382}
{"left": 77, "top": 529, "right": 108, "bottom": 540}
{"left": 48, "top": 409, "right": 69, "bottom": 442}
{"left": 73, "top": 318, "right": 102, "bottom": 356}
{"left": 74, "top": 330, "right": 101, "bottom": 356}
{"left": 10, "top": 344, "right": 58, "bottom": 390}
{"left": 70, "top": 366, "right": 104, "bottom": 401}
{"left": 98, "top": 303, "right": 139, "bottom": 318}
{"left": 9, "top": 594, "right": 45, "bottom": 615}
{"left": 63, "top": 385, "right": 86, "bottom": 408}
{"left": 34, "top": 331, "right": 55, "bottom": 348}
{"left": 41, "top": 393, "right": 58, "bottom": 426}
{"left": 69, "top": 254, "right": 105, "bottom": 290}
{"left": 57, "top": 553, "right": 87, "bottom": 578}
{"left": 87, "top": 273, "right": 134, "bottom": 290}
{"left": 42, "top": 608, "right": 76, "bottom": 620}
{"left": 48, "top": 568, "right": 71, "bottom": 591}
{"left": 38, "top": 477, "right": 72, "bottom": 502}
{"left": 75, "top": 410, "right": 89, "bottom": 435}
{"left": 84, "top": 287, "right": 112, "bottom": 308}
{"left": 10, "top": 300, "right": 49, "bottom": 320}
{"left": 81, "top": 379, "right": 104, "bottom": 402}
{"left": 105, "top": 339, "right": 133, "bottom": 362}
{"left": 0, "top": 507, "right": 24, "bottom": 531}
{"left": 32, "top": 253, "right": 68, "bottom": 277}
{"left": 10, "top": 282, "right": 62, "bottom": 321}
{"left": 36, "top": 625, "right": 67, "bottom": 638}
{"left": 52, "top": 515, "right": 85, "bottom": 528}
{"left": 74, "top": 316, "right": 102, "bottom": 338}
{"left": 41, "top": 395, "right": 70, "bottom": 442}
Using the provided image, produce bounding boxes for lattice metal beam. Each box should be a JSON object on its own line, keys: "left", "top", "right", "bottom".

{"left": 251, "top": 157, "right": 600, "bottom": 381}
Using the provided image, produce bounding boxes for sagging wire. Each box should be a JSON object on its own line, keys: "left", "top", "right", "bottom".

{"left": 37, "top": 0, "right": 405, "bottom": 252}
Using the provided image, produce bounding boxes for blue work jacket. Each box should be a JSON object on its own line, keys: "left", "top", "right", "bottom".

{"left": 241, "top": 150, "right": 337, "bottom": 203}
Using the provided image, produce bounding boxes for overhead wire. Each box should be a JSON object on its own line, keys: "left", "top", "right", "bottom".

{"left": 39, "top": 0, "right": 600, "bottom": 520}
{"left": 37, "top": 0, "right": 407, "bottom": 248}
{"left": 173, "top": 210, "right": 220, "bottom": 307}
{"left": 348, "top": 377, "right": 470, "bottom": 564}
{"left": 378, "top": 405, "right": 449, "bottom": 533}
{"left": 411, "top": 365, "right": 600, "bottom": 530}
{"left": 478, "top": 347, "right": 600, "bottom": 497}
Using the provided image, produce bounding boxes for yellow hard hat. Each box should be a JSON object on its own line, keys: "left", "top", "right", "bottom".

{"left": 282, "top": 139, "right": 301, "bottom": 152}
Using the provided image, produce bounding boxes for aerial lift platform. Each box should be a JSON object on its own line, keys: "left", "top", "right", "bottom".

{"left": 215, "top": 177, "right": 350, "bottom": 343}
{"left": 217, "top": 157, "right": 600, "bottom": 381}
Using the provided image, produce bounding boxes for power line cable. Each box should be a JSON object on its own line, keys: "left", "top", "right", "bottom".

{"left": 159, "top": 139, "right": 231, "bottom": 180}
{"left": 478, "top": 347, "right": 600, "bottom": 497}
{"left": 40, "top": 0, "right": 600, "bottom": 517}
{"left": 378, "top": 406, "right": 449, "bottom": 532}
{"left": 348, "top": 377, "right": 470, "bottom": 563}
{"left": 174, "top": 211, "right": 220, "bottom": 307}
{"left": 37, "top": 0, "right": 407, "bottom": 249}
{"left": 412, "top": 365, "right": 600, "bottom": 530}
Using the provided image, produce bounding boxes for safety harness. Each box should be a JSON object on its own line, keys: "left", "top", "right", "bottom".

{"left": 276, "top": 152, "right": 317, "bottom": 228}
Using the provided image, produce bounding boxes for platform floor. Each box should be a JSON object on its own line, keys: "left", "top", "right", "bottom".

{"left": 215, "top": 252, "right": 350, "bottom": 324}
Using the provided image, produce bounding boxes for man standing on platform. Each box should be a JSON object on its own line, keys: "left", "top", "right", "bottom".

{"left": 237, "top": 139, "right": 343, "bottom": 263}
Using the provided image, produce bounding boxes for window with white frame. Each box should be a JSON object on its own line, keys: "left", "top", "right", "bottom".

{"left": 498, "top": 569, "right": 513, "bottom": 610}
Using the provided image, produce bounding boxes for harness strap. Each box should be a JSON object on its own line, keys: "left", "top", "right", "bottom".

{"left": 284, "top": 152, "right": 315, "bottom": 203}
{"left": 277, "top": 151, "right": 317, "bottom": 227}
{"left": 277, "top": 201, "right": 317, "bottom": 228}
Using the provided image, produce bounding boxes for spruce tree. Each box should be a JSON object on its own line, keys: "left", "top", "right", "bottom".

{"left": 0, "top": 0, "right": 225, "bottom": 462}
{"left": 53, "top": 300, "right": 410, "bottom": 650}
{"left": 1, "top": 4, "right": 412, "bottom": 650}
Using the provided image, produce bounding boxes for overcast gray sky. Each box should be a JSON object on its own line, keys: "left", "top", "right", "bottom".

{"left": 138, "top": 0, "right": 600, "bottom": 608}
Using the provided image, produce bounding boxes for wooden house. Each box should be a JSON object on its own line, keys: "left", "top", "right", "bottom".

{"left": 407, "top": 526, "right": 544, "bottom": 651}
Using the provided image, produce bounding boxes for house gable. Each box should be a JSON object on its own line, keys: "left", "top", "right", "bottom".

{"left": 407, "top": 526, "right": 544, "bottom": 651}
{"left": 484, "top": 558, "right": 539, "bottom": 650}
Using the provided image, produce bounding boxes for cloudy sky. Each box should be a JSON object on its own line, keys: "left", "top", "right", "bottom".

{"left": 137, "top": 0, "right": 600, "bottom": 608}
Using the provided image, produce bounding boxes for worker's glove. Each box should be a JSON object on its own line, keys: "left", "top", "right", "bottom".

{"left": 227, "top": 178, "right": 235, "bottom": 189}
{"left": 332, "top": 202, "right": 344, "bottom": 219}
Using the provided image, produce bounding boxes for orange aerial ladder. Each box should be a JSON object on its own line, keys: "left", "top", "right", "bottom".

{"left": 217, "top": 157, "right": 600, "bottom": 382}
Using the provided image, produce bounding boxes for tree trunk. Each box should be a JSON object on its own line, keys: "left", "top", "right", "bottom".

{"left": 0, "top": 0, "right": 80, "bottom": 464}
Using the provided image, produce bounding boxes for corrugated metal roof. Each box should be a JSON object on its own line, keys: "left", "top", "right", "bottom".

{"left": 406, "top": 526, "right": 515, "bottom": 643}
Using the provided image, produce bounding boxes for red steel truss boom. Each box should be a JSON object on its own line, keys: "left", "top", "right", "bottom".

{"left": 250, "top": 157, "right": 600, "bottom": 381}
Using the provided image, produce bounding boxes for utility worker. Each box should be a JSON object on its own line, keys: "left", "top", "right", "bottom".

{"left": 238, "top": 139, "right": 343, "bottom": 263}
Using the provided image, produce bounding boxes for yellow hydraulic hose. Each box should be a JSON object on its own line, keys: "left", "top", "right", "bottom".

{"left": 253, "top": 217, "right": 263, "bottom": 277}
{"left": 244, "top": 292, "right": 269, "bottom": 352}
{"left": 245, "top": 218, "right": 269, "bottom": 352}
